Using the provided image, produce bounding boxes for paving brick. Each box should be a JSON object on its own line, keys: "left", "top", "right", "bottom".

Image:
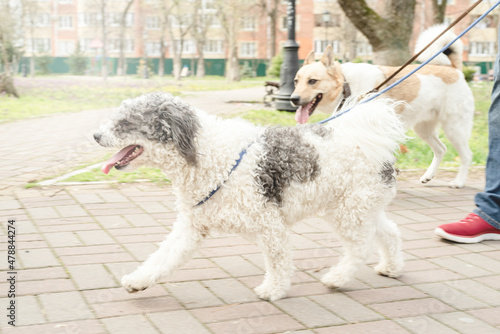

{"left": 415, "top": 282, "right": 488, "bottom": 310}
{"left": 207, "top": 314, "right": 304, "bottom": 334}
{"left": 18, "top": 267, "right": 68, "bottom": 281}
{"left": 76, "top": 229, "right": 116, "bottom": 245}
{"left": 14, "top": 278, "right": 76, "bottom": 296}
{"left": 44, "top": 231, "right": 82, "bottom": 247}
{"left": 15, "top": 295, "right": 45, "bottom": 326}
{"left": 429, "top": 256, "right": 493, "bottom": 277}
{"left": 456, "top": 253, "right": 500, "bottom": 274}
{"left": 467, "top": 307, "right": 500, "bottom": 326}
{"left": 166, "top": 281, "right": 223, "bottom": 309}
{"left": 83, "top": 285, "right": 168, "bottom": 304}
{"left": 125, "top": 213, "right": 162, "bottom": 227}
{"left": 95, "top": 215, "right": 132, "bottom": 228}
{"left": 450, "top": 279, "right": 500, "bottom": 307}
{"left": 345, "top": 286, "right": 427, "bottom": 305}
{"left": 406, "top": 245, "right": 470, "bottom": 258}
{"left": 370, "top": 298, "right": 455, "bottom": 318}
{"left": 26, "top": 207, "right": 60, "bottom": 219}
{"left": 101, "top": 314, "right": 158, "bottom": 334}
{"left": 398, "top": 269, "right": 464, "bottom": 285}
{"left": 72, "top": 193, "right": 104, "bottom": 204}
{"left": 55, "top": 205, "right": 89, "bottom": 218}
{"left": 396, "top": 316, "right": 458, "bottom": 334}
{"left": 38, "top": 291, "right": 93, "bottom": 322}
{"left": 148, "top": 310, "right": 211, "bottom": 334}
{"left": 169, "top": 267, "right": 230, "bottom": 282}
{"left": 122, "top": 242, "right": 158, "bottom": 261}
{"left": 2, "top": 319, "right": 104, "bottom": 334}
{"left": 315, "top": 320, "right": 410, "bottom": 334}
{"left": 287, "top": 282, "right": 331, "bottom": 297}
{"left": 18, "top": 248, "right": 60, "bottom": 269}
{"left": 274, "top": 296, "right": 344, "bottom": 327}
{"left": 60, "top": 252, "right": 134, "bottom": 266}
{"left": 54, "top": 244, "right": 124, "bottom": 256}
{"left": 203, "top": 278, "right": 260, "bottom": 304}
{"left": 311, "top": 293, "right": 384, "bottom": 323}
{"left": 431, "top": 311, "right": 500, "bottom": 334}
{"left": 190, "top": 301, "right": 282, "bottom": 323}
{"left": 92, "top": 296, "right": 181, "bottom": 318}
{"left": 211, "top": 255, "right": 263, "bottom": 277}
{"left": 67, "top": 264, "right": 118, "bottom": 290}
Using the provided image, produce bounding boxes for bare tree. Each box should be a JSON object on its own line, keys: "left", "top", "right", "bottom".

{"left": 99, "top": 0, "right": 108, "bottom": 80}
{"left": 191, "top": 0, "right": 211, "bottom": 77}
{"left": 167, "top": 0, "right": 192, "bottom": 80}
{"left": 158, "top": 0, "right": 170, "bottom": 76}
{"left": 338, "top": 0, "right": 416, "bottom": 65}
{"left": 216, "top": 0, "right": 247, "bottom": 82}
{"left": 431, "top": 0, "right": 447, "bottom": 24}
{"left": 258, "top": 0, "right": 280, "bottom": 60}
{"left": 117, "top": 0, "right": 134, "bottom": 76}
{"left": 0, "top": 0, "right": 20, "bottom": 96}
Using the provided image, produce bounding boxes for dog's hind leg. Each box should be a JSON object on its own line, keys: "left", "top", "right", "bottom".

{"left": 252, "top": 224, "right": 294, "bottom": 301}
{"left": 442, "top": 117, "right": 473, "bottom": 188}
{"left": 121, "top": 218, "right": 205, "bottom": 293}
{"left": 373, "top": 210, "right": 404, "bottom": 278}
{"left": 320, "top": 216, "right": 375, "bottom": 289}
{"left": 412, "top": 121, "right": 447, "bottom": 184}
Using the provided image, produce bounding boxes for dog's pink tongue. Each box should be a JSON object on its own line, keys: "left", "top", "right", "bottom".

{"left": 295, "top": 105, "right": 310, "bottom": 124}
{"left": 101, "top": 145, "right": 136, "bottom": 174}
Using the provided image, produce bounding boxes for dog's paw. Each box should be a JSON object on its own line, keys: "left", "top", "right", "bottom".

{"left": 321, "top": 272, "right": 350, "bottom": 289}
{"left": 420, "top": 173, "right": 434, "bottom": 184}
{"left": 448, "top": 180, "right": 465, "bottom": 189}
{"left": 121, "top": 272, "right": 155, "bottom": 293}
{"left": 374, "top": 262, "right": 403, "bottom": 278}
{"left": 254, "top": 283, "right": 287, "bottom": 301}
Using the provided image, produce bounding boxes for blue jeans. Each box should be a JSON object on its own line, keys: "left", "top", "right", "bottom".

{"left": 474, "top": 50, "right": 500, "bottom": 229}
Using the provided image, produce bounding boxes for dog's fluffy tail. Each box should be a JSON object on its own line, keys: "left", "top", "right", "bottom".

{"left": 331, "top": 98, "right": 406, "bottom": 170}
{"left": 414, "top": 24, "right": 463, "bottom": 70}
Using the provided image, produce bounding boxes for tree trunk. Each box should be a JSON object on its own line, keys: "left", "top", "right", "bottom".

{"left": 338, "top": 0, "right": 416, "bottom": 65}
{"left": 431, "top": 0, "right": 447, "bottom": 24}
{"left": 117, "top": 0, "right": 134, "bottom": 76}
{"left": 226, "top": 44, "right": 239, "bottom": 82}
{"left": 196, "top": 48, "right": 205, "bottom": 77}
{"left": 100, "top": 1, "right": 108, "bottom": 80}
{"left": 0, "top": 73, "right": 19, "bottom": 97}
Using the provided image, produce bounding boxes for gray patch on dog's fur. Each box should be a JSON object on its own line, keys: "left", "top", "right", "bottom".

{"left": 380, "top": 162, "right": 398, "bottom": 186}
{"left": 114, "top": 92, "right": 200, "bottom": 165}
{"left": 307, "top": 124, "right": 331, "bottom": 138}
{"left": 256, "top": 126, "right": 322, "bottom": 206}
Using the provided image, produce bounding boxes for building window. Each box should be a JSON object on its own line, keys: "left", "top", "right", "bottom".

{"left": 205, "top": 14, "right": 220, "bottom": 27}
{"left": 242, "top": 16, "right": 256, "bottom": 31}
{"left": 146, "top": 16, "right": 161, "bottom": 30}
{"left": 59, "top": 15, "right": 73, "bottom": 29}
{"left": 174, "top": 40, "right": 196, "bottom": 54}
{"left": 107, "top": 39, "right": 135, "bottom": 53}
{"left": 204, "top": 40, "right": 224, "bottom": 54}
{"left": 314, "top": 13, "right": 340, "bottom": 27}
{"left": 78, "top": 12, "right": 101, "bottom": 27}
{"left": 33, "top": 13, "right": 50, "bottom": 27}
{"left": 240, "top": 42, "right": 256, "bottom": 57}
{"left": 79, "top": 38, "right": 92, "bottom": 52}
{"left": 314, "top": 40, "right": 340, "bottom": 54}
{"left": 170, "top": 15, "right": 191, "bottom": 28}
{"left": 472, "top": 15, "right": 497, "bottom": 29}
{"left": 356, "top": 41, "right": 372, "bottom": 55}
{"left": 28, "top": 38, "right": 51, "bottom": 53}
{"left": 146, "top": 41, "right": 162, "bottom": 55}
{"left": 58, "top": 41, "right": 75, "bottom": 55}
{"left": 469, "top": 41, "right": 495, "bottom": 57}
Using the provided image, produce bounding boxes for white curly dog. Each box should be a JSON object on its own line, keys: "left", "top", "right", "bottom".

{"left": 94, "top": 92, "right": 406, "bottom": 301}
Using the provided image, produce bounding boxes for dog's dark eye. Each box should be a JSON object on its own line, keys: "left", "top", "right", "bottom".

{"left": 308, "top": 79, "right": 318, "bottom": 85}
{"left": 293, "top": 79, "right": 298, "bottom": 86}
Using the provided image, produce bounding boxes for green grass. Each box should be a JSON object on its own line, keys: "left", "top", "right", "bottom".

{"left": 62, "top": 166, "right": 169, "bottom": 184}
{"left": 1, "top": 75, "right": 265, "bottom": 122}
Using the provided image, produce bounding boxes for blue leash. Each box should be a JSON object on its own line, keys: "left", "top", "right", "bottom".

{"left": 196, "top": 0, "right": 500, "bottom": 206}
{"left": 195, "top": 144, "right": 252, "bottom": 206}
{"left": 317, "top": 0, "right": 500, "bottom": 125}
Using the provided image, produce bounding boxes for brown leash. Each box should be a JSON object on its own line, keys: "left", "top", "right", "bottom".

{"left": 368, "top": 0, "right": 483, "bottom": 95}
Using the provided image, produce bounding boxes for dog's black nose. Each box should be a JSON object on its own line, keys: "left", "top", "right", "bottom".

{"left": 93, "top": 132, "right": 102, "bottom": 143}
{"left": 290, "top": 95, "right": 301, "bottom": 106}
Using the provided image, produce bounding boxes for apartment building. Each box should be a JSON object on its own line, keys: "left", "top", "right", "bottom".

{"left": 21, "top": 0, "right": 499, "bottom": 75}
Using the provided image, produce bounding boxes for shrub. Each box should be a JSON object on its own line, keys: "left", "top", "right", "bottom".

{"left": 35, "top": 55, "right": 52, "bottom": 75}
{"left": 268, "top": 51, "right": 283, "bottom": 78}
{"left": 66, "top": 46, "right": 88, "bottom": 75}
{"left": 463, "top": 66, "right": 476, "bottom": 82}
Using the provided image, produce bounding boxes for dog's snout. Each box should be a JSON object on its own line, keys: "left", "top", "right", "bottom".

{"left": 290, "top": 95, "right": 301, "bottom": 107}
{"left": 93, "top": 132, "right": 102, "bottom": 143}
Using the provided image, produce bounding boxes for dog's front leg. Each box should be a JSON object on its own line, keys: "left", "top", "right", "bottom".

{"left": 253, "top": 226, "right": 294, "bottom": 301}
{"left": 122, "top": 218, "right": 205, "bottom": 293}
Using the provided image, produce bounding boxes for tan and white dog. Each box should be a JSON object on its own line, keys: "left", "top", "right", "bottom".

{"left": 291, "top": 25, "right": 474, "bottom": 188}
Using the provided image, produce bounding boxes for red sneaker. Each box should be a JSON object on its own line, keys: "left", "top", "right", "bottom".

{"left": 435, "top": 213, "right": 500, "bottom": 243}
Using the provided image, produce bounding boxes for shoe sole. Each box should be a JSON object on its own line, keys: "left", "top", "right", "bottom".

{"left": 435, "top": 227, "right": 500, "bottom": 243}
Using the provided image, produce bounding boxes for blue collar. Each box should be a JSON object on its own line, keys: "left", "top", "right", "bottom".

{"left": 195, "top": 143, "right": 252, "bottom": 206}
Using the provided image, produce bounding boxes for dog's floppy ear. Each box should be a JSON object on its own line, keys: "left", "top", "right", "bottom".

{"left": 303, "top": 50, "right": 316, "bottom": 65}
{"left": 320, "top": 45, "right": 334, "bottom": 67}
{"left": 157, "top": 102, "right": 200, "bottom": 166}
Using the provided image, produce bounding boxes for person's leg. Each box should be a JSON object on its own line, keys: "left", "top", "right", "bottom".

{"left": 435, "top": 49, "right": 500, "bottom": 243}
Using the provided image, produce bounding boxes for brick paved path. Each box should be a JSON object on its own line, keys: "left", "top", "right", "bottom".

{"left": 1, "top": 88, "right": 499, "bottom": 333}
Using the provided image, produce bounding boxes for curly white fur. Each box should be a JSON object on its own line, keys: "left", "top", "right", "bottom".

{"left": 95, "top": 92, "right": 405, "bottom": 301}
